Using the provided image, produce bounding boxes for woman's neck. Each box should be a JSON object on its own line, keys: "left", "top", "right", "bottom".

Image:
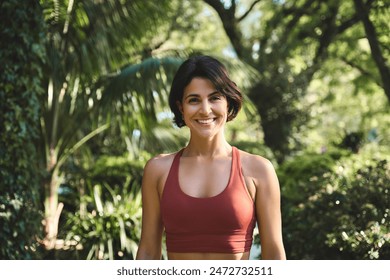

{"left": 184, "top": 134, "right": 231, "bottom": 158}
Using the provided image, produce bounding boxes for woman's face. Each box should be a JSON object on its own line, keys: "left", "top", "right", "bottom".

{"left": 178, "top": 77, "right": 228, "bottom": 139}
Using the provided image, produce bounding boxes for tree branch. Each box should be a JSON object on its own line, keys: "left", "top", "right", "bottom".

{"left": 203, "top": 0, "right": 228, "bottom": 18}
{"left": 203, "top": 0, "right": 248, "bottom": 59}
{"left": 238, "top": 0, "right": 262, "bottom": 22}
{"left": 142, "top": 2, "right": 185, "bottom": 57}
{"left": 341, "top": 57, "right": 382, "bottom": 87}
{"left": 300, "top": 3, "right": 339, "bottom": 82}
{"left": 282, "top": 0, "right": 317, "bottom": 33}
{"left": 353, "top": 0, "right": 390, "bottom": 102}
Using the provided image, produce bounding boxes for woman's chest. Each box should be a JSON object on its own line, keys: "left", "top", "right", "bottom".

{"left": 178, "top": 158, "right": 232, "bottom": 198}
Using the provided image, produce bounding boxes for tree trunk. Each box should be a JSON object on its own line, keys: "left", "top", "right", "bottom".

{"left": 353, "top": 0, "right": 390, "bottom": 103}
{"left": 42, "top": 148, "right": 63, "bottom": 250}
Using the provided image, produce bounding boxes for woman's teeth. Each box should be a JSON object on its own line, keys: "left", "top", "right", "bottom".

{"left": 197, "top": 118, "right": 214, "bottom": 124}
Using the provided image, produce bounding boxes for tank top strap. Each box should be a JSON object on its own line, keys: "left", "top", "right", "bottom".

{"left": 172, "top": 148, "right": 184, "bottom": 168}
{"left": 164, "top": 149, "right": 184, "bottom": 194}
{"left": 232, "top": 146, "right": 242, "bottom": 171}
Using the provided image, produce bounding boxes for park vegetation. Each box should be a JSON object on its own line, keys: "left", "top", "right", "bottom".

{"left": 1, "top": 0, "right": 389, "bottom": 259}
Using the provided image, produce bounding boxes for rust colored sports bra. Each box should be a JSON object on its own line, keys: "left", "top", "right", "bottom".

{"left": 160, "top": 146, "right": 256, "bottom": 253}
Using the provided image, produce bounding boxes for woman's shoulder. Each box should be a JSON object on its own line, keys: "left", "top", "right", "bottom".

{"left": 144, "top": 150, "right": 180, "bottom": 175}
{"left": 237, "top": 148, "right": 274, "bottom": 168}
{"left": 236, "top": 148, "right": 277, "bottom": 179}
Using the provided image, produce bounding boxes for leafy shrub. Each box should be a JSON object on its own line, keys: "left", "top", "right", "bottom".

{"left": 62, "top": 183, "right": 142, "bottom": 260}
{"left": 279, "top": 148, "right": 390, "bottom": 259}
{"left": 88, "top": 155, "right": 146, "bottom": 187}
{"left": 278, "top": 152, "right": 337, "bottom": 203}
{"left": 325, "top": 160, "right": 390, "bottom": 259}
{"left": 53, "top": 154, "right": 147, "bottom": 259}
{"left": 278, "top": 151, "right": 341, "bottom": 259}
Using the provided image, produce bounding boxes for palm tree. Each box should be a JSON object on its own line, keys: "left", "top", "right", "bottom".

{"left": 38, "top": 0, "right": 183, "bottom": 249}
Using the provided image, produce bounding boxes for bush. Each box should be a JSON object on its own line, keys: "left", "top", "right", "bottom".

{"left": 61, "top": 183, "right": 142, "bottom": 260}
{"left": 53, "top": 154, "right": 147, "bottom": 259}
{"left": 325, "top": 160, "right": 390, "bottom": 259}
{"left": 279, "top": 148, "right": 390, "bottom": 259}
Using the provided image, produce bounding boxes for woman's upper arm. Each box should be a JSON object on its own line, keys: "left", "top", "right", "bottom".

{"left": 254, "top": 158, "right": 286, "bottom": 260}
{"left": 136, "top": 157, "right": 165, "bottom": 260}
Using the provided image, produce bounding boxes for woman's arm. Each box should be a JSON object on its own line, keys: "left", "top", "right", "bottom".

{"left": 136, "top": 158, "right": 165, "bottom": 260}
{"left": 253, "top": 157, "right": 286, "bottom": 260}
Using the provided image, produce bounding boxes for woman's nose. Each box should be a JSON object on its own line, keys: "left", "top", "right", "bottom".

{"left": 200, "top": 100, "right": 211, "bottom": 114}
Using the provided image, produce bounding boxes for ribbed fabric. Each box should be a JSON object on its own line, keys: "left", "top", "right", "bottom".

{"left": 161, "top": 147, "right": 256, "bottom": 253}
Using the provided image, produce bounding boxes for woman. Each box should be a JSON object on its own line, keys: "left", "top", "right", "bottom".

{"left": 136, "top": 55, "right": 286, "bottom": 260}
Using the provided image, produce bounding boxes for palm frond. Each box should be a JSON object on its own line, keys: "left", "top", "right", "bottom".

{"left": 100, "top": 56, "right": 183, "bottom": 105}
{"left": 41, "top": 0, "right": 175, "bottom": 75}
{"left": 97, "top": 56, "right": 184, "bottom": 132}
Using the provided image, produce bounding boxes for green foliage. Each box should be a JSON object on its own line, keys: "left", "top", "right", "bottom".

{"left": 63, "top": 183, "right": 142, "bottom": 260}
{"left": 0, "top": 0, "right": 46, "bottom": 259}
{"left": 325, "top": 160, "right": 390, "bottom": 259}
{"left": 280, "top": 148, "right": 390, "bottom": 259}
{"left": 89, "top": 155, "right": 145, "bottom": 186}
{"left": 167, "top": 1, "right": 231, "bottom": 55}
{"left": 51, "top": 153, "right": 148, "bottom": 259}
{"left": 40, "top": 0, "right": 175, "bottom": 73}
{"left": 278, "top": 149, "right": 349, "bottom": 203}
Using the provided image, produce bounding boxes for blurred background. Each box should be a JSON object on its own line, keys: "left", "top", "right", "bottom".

{"left": 1, "top": 0, "right": 389, "bottom": 260}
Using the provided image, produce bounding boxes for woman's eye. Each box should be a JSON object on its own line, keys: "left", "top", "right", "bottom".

{"left": 210, "top": 95, "right": 222, "bottom": 101}
{"left": 188, "top": 98, "right": 199, "bottom": 103}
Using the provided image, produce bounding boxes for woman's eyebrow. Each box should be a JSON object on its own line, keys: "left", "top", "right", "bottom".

{"left": 184, "top": 91, "right": 219, "bottom": 100}
{"left": 208, "top": 91, "right": 221, "bottom": 96}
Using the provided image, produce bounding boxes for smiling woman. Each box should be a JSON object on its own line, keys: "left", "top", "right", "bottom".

{"left": 136, "top": 55, "right": 286, "bottom": 260}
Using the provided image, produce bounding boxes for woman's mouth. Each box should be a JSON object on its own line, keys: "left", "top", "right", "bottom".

{"left": 196, "top": 118, "right": 215, "bottom": 125}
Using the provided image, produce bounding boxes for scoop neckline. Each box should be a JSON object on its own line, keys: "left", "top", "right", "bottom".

{"left": 176, "top": 146, "right": 235, "bottom": 199}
